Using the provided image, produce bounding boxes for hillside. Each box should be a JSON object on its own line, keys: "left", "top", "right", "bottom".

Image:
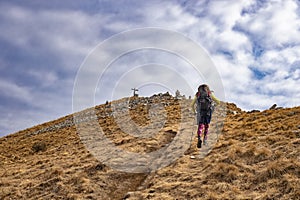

{"left": 0, "top": 93, "right": 299, "bottom": 200}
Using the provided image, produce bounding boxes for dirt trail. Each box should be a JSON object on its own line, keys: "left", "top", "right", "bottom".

{"left": 0, "top": 94, "right": 299, "bottom": 199}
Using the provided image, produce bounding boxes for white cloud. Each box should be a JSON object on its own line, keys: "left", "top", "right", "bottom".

{"left": 27, "top": 69, "right": 58, "bottom": 87}
{"left": 259, "top": 46, "right": 300, "bottom": 71}
{"left": 144, "top": 2, "right": 198, "bottom": 30}
{"left": 1, "top": 0, "right": 300, "bottom": 136}
{"left": 207, "top": 0, "right": 252, "bottom": 29}
{"left": 0, "top": 4, "right": 106, "bottom": 72}
{"left": 238, "top": 0, "right": 300, "bottom": 48}
{"left": 183, "top": 0, "right": 300, "bottom": 110}
{"left": 0, "top": 79, "right": 32, "bottom": 103}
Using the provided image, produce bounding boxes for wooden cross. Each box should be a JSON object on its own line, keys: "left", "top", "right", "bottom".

{"left": 131, "top": 88, "right": 139, "bottom": 96}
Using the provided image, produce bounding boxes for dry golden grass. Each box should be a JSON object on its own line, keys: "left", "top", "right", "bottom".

{"left": 0, "top": 96, "right": 299, "bottom": 199}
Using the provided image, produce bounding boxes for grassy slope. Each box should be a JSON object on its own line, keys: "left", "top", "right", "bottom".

{"left": 0, "top": 96, "right": 299, "bottom": 200}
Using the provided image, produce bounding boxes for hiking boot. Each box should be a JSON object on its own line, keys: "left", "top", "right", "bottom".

{"left": 197, "top": 137, "right": 202, "bottom": 148}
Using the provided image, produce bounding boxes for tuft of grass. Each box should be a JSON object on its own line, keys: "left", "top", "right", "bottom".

{"left": 280, "top": 174, "right": 300, "bottom": 199}
{"left": 207, "top": 163, "right": 239, "bottom": 183}
{"left": 213, "top": 182, "right": 231, "bottom": 192}
{"left": 254, "top": 147, "right": 272, "bottom": 162}
{"left": 253, "top": 158, "right": 298, "bottom": 184}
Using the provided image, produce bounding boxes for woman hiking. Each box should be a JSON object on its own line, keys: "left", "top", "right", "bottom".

{"left": 191, "top": 84, "right": 220, "bottom": 148}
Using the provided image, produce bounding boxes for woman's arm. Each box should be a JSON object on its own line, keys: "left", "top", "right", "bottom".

{"left": 211, "top": 93, "right": 220, "bottom": 105}
{"left": 190, "top": 95, "right": 197, "bottom": 114}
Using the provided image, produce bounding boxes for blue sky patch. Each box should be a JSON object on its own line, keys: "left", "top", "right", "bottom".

{"left": 252, "top": 43, "right": 265, "bottom": 58}
{"left": 218, "top": 50, "right": 234, "bottom": 59}
{"left": 250, "top": 67, "right": 268, "bottom": 80}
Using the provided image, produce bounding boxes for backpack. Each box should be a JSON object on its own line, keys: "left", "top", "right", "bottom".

{"left": 197, "top": 85, "right": 212, "bottom": 114}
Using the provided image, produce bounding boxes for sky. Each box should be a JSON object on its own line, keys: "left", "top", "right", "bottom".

{"left": 0, "top": 0, "right": 300, "bottom": 137}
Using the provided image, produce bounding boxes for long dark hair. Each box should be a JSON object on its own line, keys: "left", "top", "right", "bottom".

{"left": 196, "top": 84, "right": 211, "bottom": 97}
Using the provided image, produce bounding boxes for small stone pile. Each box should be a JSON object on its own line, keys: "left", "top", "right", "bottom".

{"left": 28, "top": 92, "right": 191, "bottom": 136}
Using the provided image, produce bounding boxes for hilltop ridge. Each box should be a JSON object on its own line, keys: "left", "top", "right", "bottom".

{"left": 0, "top": 94, "right": 299, "bottom": 199}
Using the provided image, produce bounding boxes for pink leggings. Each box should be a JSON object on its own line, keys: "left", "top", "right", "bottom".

{"left": 197, "top": 124, "right": 209, "bottom": 139}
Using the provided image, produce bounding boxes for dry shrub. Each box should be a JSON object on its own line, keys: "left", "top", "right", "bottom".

{"left": 32, "top": 141, "right": 46, "bottom": 153}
